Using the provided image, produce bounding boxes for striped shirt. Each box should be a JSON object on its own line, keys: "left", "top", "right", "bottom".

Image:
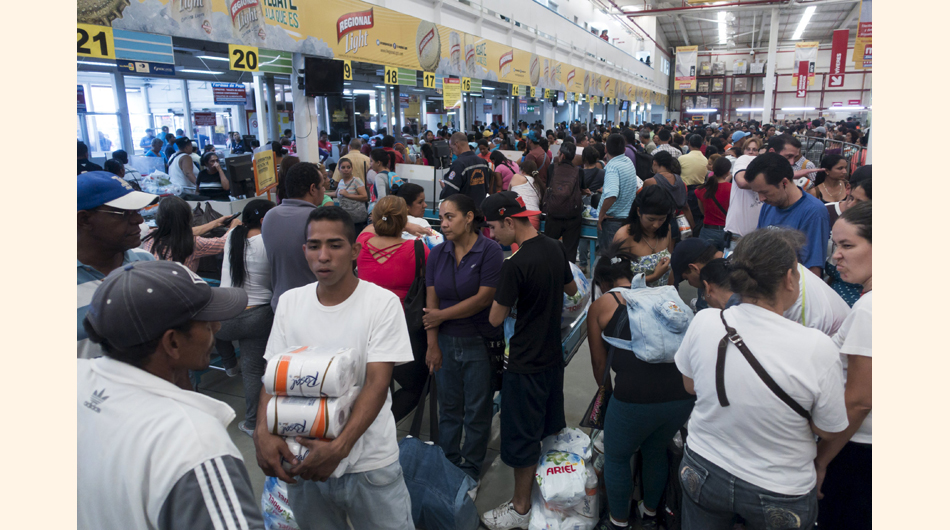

{"left": 77, "top": 249, "right": 155, "bottom": 359}
{"left": 602, "top": 154, "right": 643, "bottom": 219}
{"left": 142, "top": 231, "right": 228, "bottom": 272}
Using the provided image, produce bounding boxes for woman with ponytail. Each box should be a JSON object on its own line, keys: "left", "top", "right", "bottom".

{"left": 587, "top": 242, "right": 695, "bottom": 530}
{"left": 489, "top": 150, "right": 519, "bottom": 192}
{"left": 215, "top": 198, "right": 277, "bottom": 437}
{"left": 673, "top": 227, "right": 850, "bottom": 529}
{"left": 507, "top": 158, "right": 543, "bottom": 230}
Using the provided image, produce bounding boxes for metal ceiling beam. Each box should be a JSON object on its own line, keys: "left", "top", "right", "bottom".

{"left": 625, "top": 0, "right": 787, "bottom": 17}
{"left": 837, "top": 2, "right": 862, "bottom": 30}
{"left": 676, "top": 15, "right": 691, "bottom": 46}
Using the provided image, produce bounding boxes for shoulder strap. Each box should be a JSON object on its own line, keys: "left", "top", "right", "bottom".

{"left": 709, "top": 189, "right": 728, "bottom": 215}
{"left": 413, "top": 238, "right": 425, "bottom": 278}
{"left": 715, "top": 310, "right": 812, "bottom": 421}
{"left": 408, "top": 375, "right": 439, "bottom": 442}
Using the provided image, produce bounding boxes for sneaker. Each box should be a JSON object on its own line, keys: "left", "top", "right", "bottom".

{"left": 467, "top": 481, "right": 480, "bottom": 501}
{"left": 481, "top": 501, "right": 529, "bottom": 530}
{"left": 225, "top": 364, "right": 241, "bottom": 378}
{"left": 237, "top": 421, "right": 254, "bottom": 438}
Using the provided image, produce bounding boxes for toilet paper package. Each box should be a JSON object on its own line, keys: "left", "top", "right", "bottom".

{"left": 265, "top": 387, "right": 359, "bottom": 439}
{"left": 264, "top": 346, "right": 358, "bottom": 398}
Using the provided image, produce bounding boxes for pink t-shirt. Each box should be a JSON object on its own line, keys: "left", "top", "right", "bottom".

{"left": 356, "top": 232, "right": 429, "bottom": 303}
{"left": 496, "top": 161, "right": 520, "bottom": 191}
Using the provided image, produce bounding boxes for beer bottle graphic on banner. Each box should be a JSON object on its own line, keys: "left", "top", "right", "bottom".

{"left": 228, "top": 0, "right": 266, "bottom": 45}
{"left": 178, "top": 0, "right": 212, "bottom": 36}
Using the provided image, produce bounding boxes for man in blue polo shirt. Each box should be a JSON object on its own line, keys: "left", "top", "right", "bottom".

{"left": 748, "top": 152, "right": 830, "bottom": 277}
{"left": 599, "top": 133, "right": 643, "bottom": 250}
{"left": 77, "top": 172, "right": 159, "bottom": 359}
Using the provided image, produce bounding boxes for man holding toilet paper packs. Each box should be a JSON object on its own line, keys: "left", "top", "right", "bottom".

{"left": 253, "top": 206, "right": 415, "bottom": 530}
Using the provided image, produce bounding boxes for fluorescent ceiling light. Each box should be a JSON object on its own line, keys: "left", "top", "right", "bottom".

{"left": 482, "top": 87, "right": 495, "bottom": 90}
{"left": 197, "top": 55, "right": 229, "bottom": 62}
{"left": 736, "top": 108, "right": 764, "bottom": 112}
{"left": 830, "top": 106, "right": 865, "bottom": 111}
{"left": 344, "top": 82, "right": 351, "bottom": 85}
{"left": 77, "top": 60, "right": 115, "bottom": 67}
{"left": 718, "top": 12, "right": 727, "bottom": 45}
{"left": 374, "top": 85, "right": 386, "bottom": 89}
{"left": 178, "top": 69, "right": 223, "bottom": 74}
{"left": 781, "top": 107, "right": 816, "bottom": 111}
{"left": 686, "top": 108, "right": 717, "bottom": 113}
{"left": 791, "top": 6, "right": 817, "bottom": 40}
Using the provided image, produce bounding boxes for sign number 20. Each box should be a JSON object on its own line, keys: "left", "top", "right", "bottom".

{"left": 229, "top": 44, "right": 259, "bottom": 72}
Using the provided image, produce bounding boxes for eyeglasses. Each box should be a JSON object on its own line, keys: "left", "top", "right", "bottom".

{"left": 95, "top": 208, "right": 141, "bottom": 220}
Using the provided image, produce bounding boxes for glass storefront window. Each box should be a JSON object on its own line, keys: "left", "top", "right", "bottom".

{"left": 85, "top": 114, "right": 122, "bottom": 158}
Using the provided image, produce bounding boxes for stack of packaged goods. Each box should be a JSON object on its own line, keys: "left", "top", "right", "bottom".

{"left": 262, "top": 346, "right": 361, "bottom": 472}
{"left": 529, "top": 428, "right": 601, "bottom": 530}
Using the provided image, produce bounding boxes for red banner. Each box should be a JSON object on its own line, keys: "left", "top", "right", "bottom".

{"left": 796, "top": 61, "right": 809, "bottom": 99}
{"left": 194, "top": 112, "right": 217, "bottom": 126}
{"left": 829, "top": 29, "right": 849, "bottom": 88}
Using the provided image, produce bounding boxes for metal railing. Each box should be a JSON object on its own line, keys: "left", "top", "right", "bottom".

{"left": 795, "top": 136, "right": 868, "bottom": 174}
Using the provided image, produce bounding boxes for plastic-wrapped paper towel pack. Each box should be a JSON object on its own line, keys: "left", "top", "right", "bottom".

{"left": 263, "top": 346, "right": 358, "bottom": 398}
{"left": 265, "top": 386, "right": 359, "bottom": 439}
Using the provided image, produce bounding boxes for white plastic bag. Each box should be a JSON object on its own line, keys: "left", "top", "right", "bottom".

{"left": 261, "top": 476, "right": 300, "bottom": 530}
{"left": 539, "top": 428, "right": 592, "bottom": 460}
{"left": 535, "top": 451, "right": 589, "bottom": 509}
{"left": 563, "top": 262, "right": 591, "bottom": 328}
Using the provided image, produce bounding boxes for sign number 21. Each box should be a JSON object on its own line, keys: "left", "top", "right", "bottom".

{"left": 77, "top": 24, "right": 115, "bottom": 59}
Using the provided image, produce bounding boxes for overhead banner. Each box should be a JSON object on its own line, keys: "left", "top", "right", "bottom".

{"left": 792, "top": 42, "right": 819, "bottom": 87}
{"left": 675, "top": 46, "right": 698, "bottom": 91}
{"left": 82, "top": 0, "right": 664, "bottom": 102}
{"left": 853, "top": 0, "right": 872, "bottom": 70}
{"left": 828, "top": 29, "right": 849, "bottom": 88}
{"left": 796, "top": 61, "right": 809, "bottom": 99}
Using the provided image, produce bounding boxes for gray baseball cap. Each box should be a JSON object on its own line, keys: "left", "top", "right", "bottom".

{"left": 85, "top": 261, "right": 248, "bottom": 349}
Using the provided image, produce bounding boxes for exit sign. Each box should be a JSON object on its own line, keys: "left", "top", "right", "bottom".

{"left": 526, "top": 105, "right": 536, "bottom": 113}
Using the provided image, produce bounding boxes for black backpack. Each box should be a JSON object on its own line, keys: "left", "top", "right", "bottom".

{"left": 634, "top": 150, "right": 655, "bottom": 181}
{"left": 542, "top": 162, "right": 583, "bottom": 218}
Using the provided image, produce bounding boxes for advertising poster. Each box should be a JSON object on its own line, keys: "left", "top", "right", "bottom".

{"left": 853, "top": 0, "right": 872, "bottom": 70}
{"left": 828, "top": 29, "right": 849, "bottom": 87}
{"left": 253, "top": 149, "right": 276, "bottom": 194}
{"left": 792, "top": 42, "right": 819, "bottom": 86}
{"left": 675, "top": 46, "right": 698, "bottom": 90}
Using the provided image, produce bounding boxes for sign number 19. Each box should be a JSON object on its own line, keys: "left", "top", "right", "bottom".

{"left": 77, "top": 24, "right": 115, "bottom": 59}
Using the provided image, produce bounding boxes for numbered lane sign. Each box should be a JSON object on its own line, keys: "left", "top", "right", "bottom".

{"left": 229, "top": 44, "right": 259, "bottom": 72}
{"left": 385, "top": 66, "right": 399, "bottom": 85}
{"left": 461, "top": 77, "right": 472, "bottom": 92}
{"left": 77, "top": 24, "right": 115, "bottom": 59}
{"left": 423, "top": 72, "right": 436, "bottom": 89}
{"left": 343, "top": 59, "right": 352, "bottom": 81}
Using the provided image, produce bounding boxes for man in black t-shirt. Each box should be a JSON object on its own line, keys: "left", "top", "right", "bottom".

{"left": 480, "top": 191, "right": 577, "bottom": 530}
{"left": 440, "top": 132, "right": 490, "bottom": 204}
{"left": 77, "top": 141, "right": 103, "bottom": 175}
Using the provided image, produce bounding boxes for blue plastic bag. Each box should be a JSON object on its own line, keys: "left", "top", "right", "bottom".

{"left": 398, "top": 436, "right": 479, "bottom": 530}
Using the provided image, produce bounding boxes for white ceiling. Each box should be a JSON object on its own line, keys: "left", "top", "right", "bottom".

{"left": 616, "top": 0, "right": 862, "bottom": 50}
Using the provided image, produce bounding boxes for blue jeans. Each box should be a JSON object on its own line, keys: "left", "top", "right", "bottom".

{"left": 286, "top": 460, "right": 414, "bottom": 530}
{"left": 680, "top": 446, "right": 818, "bottom": 530}
{"left": 699, "top": 225, "right": 726, "bottom": 252}
{"left": 435, "top": 334, "right": 493, "bottom": 480}
{"left": 215, "top": 304, "right": 274, "bottom": 426}
{"left": 599, "top": 218, "right": 625, "bottom": 252}
{"left": 603, "top": 398, "right": 694, "bottom": 520}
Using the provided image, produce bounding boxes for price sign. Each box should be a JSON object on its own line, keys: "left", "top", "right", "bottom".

{"left": 77, "top": 24, "right": 115, "bottom": 59}
{"left": 423, "top": 72, "right": 436, "bottom": 89}
{"left": 461, "top": 77, "right": 472, "bottom": 91}
{"left": 342, "top": 59, "right": 352, "bottom": 81}
{"left": 385, "top": 65, "right": 399, "bottom": 85}
{"left": 229, "top": 44, "right": 259, "bottom": 72}
{"left": 512, "top": 84, "right": 520, "bottom": 96}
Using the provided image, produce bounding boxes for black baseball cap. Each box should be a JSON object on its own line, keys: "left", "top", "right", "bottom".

{"left": 671, "top": 237, "right": 713, "bottom": 285}
{"left": 481, "top": 191, "right": 541, "bottom": 221}
{"left": 85, "top": 261, "right": 247, "bottom": 349}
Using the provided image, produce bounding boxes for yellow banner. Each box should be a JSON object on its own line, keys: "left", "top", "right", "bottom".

{"left": 852, "top": 37, "right": 872, "bottom": 70}
{"left": 87, "top": 0, "right": 664, "bottom": 106}
{"left": 253, "top": 150, "right": 276, "bottom": 194}
{"left": 443, "top": 77, "right": 461, "bottom": 109}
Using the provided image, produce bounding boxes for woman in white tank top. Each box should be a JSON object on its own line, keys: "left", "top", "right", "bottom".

{"left": 508, "top": 158, "right": 543, "bottom": 230}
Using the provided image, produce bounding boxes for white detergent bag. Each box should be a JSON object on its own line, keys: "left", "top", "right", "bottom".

{"left": 265, "top": 386, "right": 359, "bottom": 439}
{"left": 261, "top": 477, "right": 301, "bottom": 530}
{"left": 535, "top": 451, "right": 590, "bottom": 510}
{"left": 263, "top": 346, "right": 359, "bottom": 398}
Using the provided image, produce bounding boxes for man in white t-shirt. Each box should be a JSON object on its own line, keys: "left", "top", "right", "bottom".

{"left": 253, "top": 206, "right": 415, "bottom": 530}
{"left": 722, "top": 154, "right": 761, "bottom": 250}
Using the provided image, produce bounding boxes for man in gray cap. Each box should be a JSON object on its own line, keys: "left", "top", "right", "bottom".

{"left": 78, "top": 260, "right": 265, "bottom": 530}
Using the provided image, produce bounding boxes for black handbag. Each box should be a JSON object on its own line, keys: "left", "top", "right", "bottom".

{"left": 192, "top": 202, "right": 228, "bottom": 238}
{"left": 403, "top": 239, "right": 427, "bottom": 333}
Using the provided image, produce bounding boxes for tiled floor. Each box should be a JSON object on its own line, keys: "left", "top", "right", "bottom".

{"left": 196, "top": 282, "right": 698, "bottom": 528}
